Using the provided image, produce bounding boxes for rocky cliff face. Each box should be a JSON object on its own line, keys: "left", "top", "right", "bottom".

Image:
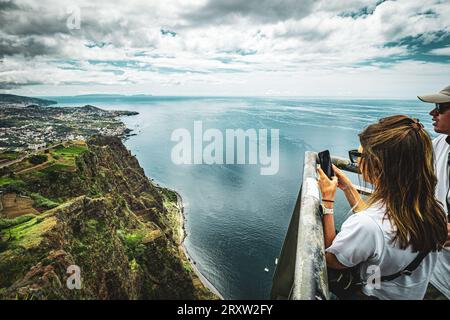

{"left": 0, "top": 136, "right": 216, "bottom": 300}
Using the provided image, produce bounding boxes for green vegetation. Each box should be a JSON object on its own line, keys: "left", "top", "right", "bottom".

{"left": 49, "top": 144, "right": 88, "bottom": 167}
{"left": 0, "top": 214, "right": 55, "bottom": 289}
{"left": 28, "top": 154, "right": 48, "bottom": 165}
{"left": 3, "top": 214, "right": 56, "bottom": 249}
{"left": 0, "top": 137, "right": 216, "bottom": 300}
{"left": 117, "top": 229, "right": 146, "bottom": 260}
{"left": 0, "top": 215, "right": 35, "bottom": 231}
{"left": 41, "top": 163, "right": 71, "bottom": 174}
{"left": 0, "top": 152, "right": 20, "bottom": 161}
{"left": 52, "top": 145, "right": 87, "bottom": 157}
{"left": 129, "top": 258, "right": 140, "bottom": 272}
{"left": 160, "top": 188, "right": 178, "bottom": 203}
{"left": 0, "top": 177, "right": 17, "bottom": 186}
{"left": 30, "top": 193, "right": 59, "bottom": 209}
{"left": 0, "top": 177, "right": 24, "bottom": 188}
{"left": 183, "top": 260, "right": 193, "bottom": 273}
{"left": 0, "top": 213, "right": 56, "bottom": 259}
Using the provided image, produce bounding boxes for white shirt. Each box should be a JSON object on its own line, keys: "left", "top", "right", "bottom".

{"left": 430, "top": 134, "right": 450, "bottom": 299}
{"left": 326, "top": 202, "right": 438, "bottom": 300}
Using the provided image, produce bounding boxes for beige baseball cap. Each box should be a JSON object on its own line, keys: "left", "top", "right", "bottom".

{"left": 418, "top": 85, "right": 450, "bottom": 103}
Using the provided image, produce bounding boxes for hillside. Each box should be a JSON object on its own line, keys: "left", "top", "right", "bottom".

{"left": 0, "top": 94, "right": 57, "bottom": 107}
{"left": 0, "top": 136, "right": 217, "bottom": 299}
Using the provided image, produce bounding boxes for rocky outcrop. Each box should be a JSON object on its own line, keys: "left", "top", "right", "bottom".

{"left": 0, "top": 136, "right": 216, "bottom": 300}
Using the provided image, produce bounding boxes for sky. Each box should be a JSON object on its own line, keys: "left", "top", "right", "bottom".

{"left": 0, "top": 0, "right": 449, "bottom": 98}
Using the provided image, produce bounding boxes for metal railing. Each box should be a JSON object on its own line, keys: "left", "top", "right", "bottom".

{"left": 270, "top": 152, "right": 370, "bottom": 300}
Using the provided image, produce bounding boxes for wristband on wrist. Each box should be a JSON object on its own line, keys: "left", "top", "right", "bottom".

{"left": 322, "top": 199, "right": 334, "bottom": 203}
{"left": 321, "top": 205, "right": 334, "bottom": 215}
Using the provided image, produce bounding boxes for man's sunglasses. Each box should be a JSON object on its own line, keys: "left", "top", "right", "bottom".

{"left": 348, "top": 149, "right": 363, "bottom": 164}
{"left": 435, "top": 103, "right": 450, "bottom": 114}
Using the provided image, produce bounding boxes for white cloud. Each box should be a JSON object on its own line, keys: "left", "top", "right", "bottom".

{"left": 429, "top": 47, "right": 450, "bottom": 56}
{"left": 0, "top": 0, "right": 449, "bottom": 96}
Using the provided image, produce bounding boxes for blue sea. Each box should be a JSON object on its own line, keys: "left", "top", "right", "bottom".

{"left": 46, "top": 95, "right": 436, "bottom": 299}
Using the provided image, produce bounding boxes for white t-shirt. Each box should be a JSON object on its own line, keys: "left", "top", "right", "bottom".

{"left": 326, "top": 202, "right": 438, "bottom": 300}
{"left": 430, "top": 134, "right": 450, "bottom": 299}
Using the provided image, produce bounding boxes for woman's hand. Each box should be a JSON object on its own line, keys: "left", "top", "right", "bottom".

{"left": 317, "top": 166, "right": 338, "bottom": 201}
{"left": 332, "top": 164, "right": 365, "bottom": 211}
{"left": 332, "top": 164, "right": 353, "bottom": 191}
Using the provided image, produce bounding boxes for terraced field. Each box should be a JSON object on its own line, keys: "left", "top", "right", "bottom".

{"left": 0, "top": 141, "right": 88, "bottom": 218}
{"left": 0, "top": 193, "right": 39, "bottom": 218}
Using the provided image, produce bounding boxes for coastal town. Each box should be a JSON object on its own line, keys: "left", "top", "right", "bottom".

{"left": 0, "top": 95, "right": 138, "bottom": 154}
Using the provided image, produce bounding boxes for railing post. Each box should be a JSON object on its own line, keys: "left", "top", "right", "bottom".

{"left": 271, "top": 152, "right": 330, "bottom": 300}
{"left": 291, "top": 151, "right": 329, "bottom": 300}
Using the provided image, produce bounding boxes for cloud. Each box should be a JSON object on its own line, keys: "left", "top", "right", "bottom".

{"left": 429, "top": 47, "right": 450, "bottom": 56}
{"left": 0, "top": 0, "right": 449, "bottom": 96}
{"left": 0, "top": 0, "right": 19, "bottom": 11}
{"left": 181, "top": 0, "right": 317, "bottom": 25}
{"left": 0, "top": 35, "right": 62, "bottom": 57}
{"left": 0, "top": 80, "right": 44, "bottom": 90}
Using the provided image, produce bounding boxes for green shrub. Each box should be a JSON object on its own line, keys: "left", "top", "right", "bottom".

{"left": 117, "top": 230, "right": 146, "bottom": 259}
{"left": 160, "top": 188, "right": 178, "bottom": 203}
{"left": 28, "top": 154, "right": 48, "bottom": 165}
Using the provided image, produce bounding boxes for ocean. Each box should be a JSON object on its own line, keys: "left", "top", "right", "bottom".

{"left": 47, "top": 96, "right": 436, "bottom": 299}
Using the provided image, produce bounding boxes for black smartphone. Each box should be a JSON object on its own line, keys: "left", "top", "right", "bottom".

{"left": 318, "top": 150, "right": 334, "bottom": 179}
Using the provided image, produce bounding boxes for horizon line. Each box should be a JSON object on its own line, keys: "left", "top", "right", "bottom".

{"left": 29, "top": 94, "right": 421, "bottom": 101}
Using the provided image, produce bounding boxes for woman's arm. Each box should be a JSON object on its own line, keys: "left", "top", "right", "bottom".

{"left": 322, "top": 201, "right": 336, "bottom": 249}
{"left": 321, "top": 197, "right": 350, "bottom": 269}
{"left": 325, "top": 252, "right": 349, "bottom": 270}
{"left": 343, "top": 185, "right": 365, "bottom": 211}
{"left": 317, "top": 166, "right": 351, "bottom": 270}
{"left": 332, "top": 164, "right": 366, "bottom": 211}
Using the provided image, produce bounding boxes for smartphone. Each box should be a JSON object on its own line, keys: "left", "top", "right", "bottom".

{"left": 318, "top": 150, "right": 334, "bottom": 179}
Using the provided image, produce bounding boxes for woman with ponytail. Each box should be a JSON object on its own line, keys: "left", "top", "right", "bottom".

{"left": 318, "top": 115, "right": 447, "bottom": 300}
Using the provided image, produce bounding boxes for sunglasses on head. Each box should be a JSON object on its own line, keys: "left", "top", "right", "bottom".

{"left": 435, "top": 103, "right": 450, "bottom": 114}
{"left": 348, "top": 149, "right": 363, "bottom": 164}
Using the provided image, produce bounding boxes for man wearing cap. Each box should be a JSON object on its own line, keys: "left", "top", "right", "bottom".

{"left": 418, "top": 85, "right": 450, "bottom": 300}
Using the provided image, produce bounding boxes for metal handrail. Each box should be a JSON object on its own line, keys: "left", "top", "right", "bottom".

{"left": 270, "top": 152, "right": 370, "bottom": 300}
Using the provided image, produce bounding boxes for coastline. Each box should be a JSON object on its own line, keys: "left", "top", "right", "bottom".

{"left": 155, "top": 183, "right": 225, "bottom": 300}
{"left": 120, "top": 112, "right": 224, "bottom": 299}
{"left": 119, "top": 114, "right": 224, "bottom": 299}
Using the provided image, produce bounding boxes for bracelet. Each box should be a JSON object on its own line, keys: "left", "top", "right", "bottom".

{"left": 322, "top": 199, "right": 334, "bottom": 203}
{"left": 321, "top": 205, "right": 334, "bottom": 215}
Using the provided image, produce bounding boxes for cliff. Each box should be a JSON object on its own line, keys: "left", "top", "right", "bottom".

{"left": 0, "top": 136, "right": 217, "bottom": 300}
